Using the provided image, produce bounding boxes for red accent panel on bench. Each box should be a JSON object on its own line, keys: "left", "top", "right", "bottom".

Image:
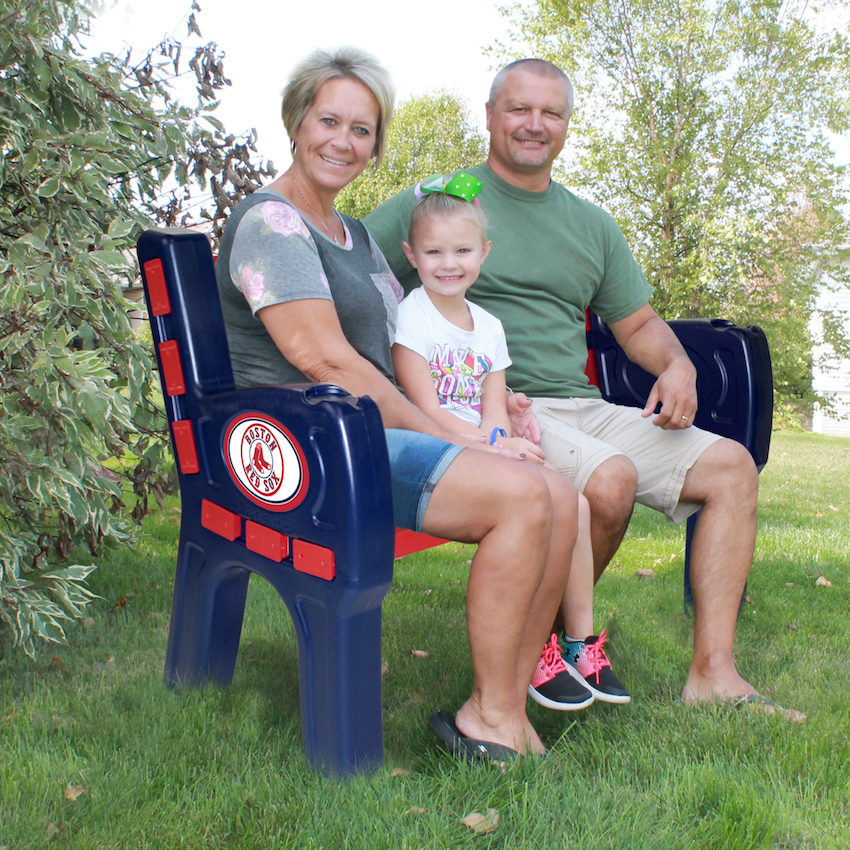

{"left": 158, "top": 340, "right": 186, "bottom": 396}
{"left": 246, "top": 521, "right": 289, "bottom": 562}
{"left": 393, "top": 528, "right": 450, "bottom": 559}
{"left": 293, "top": 539, "right": 335, "bottom": 580}
{"left": 143, "top": 258, "right": 172, "bottom": 316}
{"left": 584, "top": 310, "right": 599, "bottom": 387}
{"left": 171, "top": 420, "right": 200, "bottom": 474}
{"left": 201, "top": 499, "right": 241, "bottom": 541}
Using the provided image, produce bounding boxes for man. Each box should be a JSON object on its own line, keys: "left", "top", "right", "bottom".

{"left": 365, "top": 58, "right": 804, "bottom": 719}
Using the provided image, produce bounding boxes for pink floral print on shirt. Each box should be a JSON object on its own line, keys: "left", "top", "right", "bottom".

{"left": 262, "top": 202, "right": 310, "bottom": 238}
{"left": 237, "top": 265, "right": 267, "bottom": 308}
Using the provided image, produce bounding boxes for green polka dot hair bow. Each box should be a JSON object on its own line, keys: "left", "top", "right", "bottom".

{"left": 414, "top": 171, "right": 484, "bottom": 203}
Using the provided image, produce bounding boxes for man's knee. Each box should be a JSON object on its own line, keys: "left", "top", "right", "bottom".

{"left": 583, "top": 454, "right": 637, "bottom": 527}
{"left": 687, "top": 438, "right": 758, "bottom": 506}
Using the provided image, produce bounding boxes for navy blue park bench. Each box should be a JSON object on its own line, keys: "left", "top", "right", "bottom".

{"left": 136, "top": 227, "right": 772, "bottom": 776}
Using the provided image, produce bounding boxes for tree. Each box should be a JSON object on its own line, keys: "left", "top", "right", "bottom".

{"left": 336, "top": 90, "right": 487, "bottom": 219}
{"left": 498, "top": 0, "right": 850, "bottom": 418}
{"left": 0, "top": 0, "right": 270, "bottom": 655}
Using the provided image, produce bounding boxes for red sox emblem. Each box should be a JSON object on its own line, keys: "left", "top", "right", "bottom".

{"left": 224, "top": 413, "right": 309, "bottom": 510}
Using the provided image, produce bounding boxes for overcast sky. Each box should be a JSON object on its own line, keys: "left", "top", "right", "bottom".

{"left": 86, "top": 0, "right": 848, "bottom": 175}
{"left": 87, "top": 0, "right": 515, "bottom": 171}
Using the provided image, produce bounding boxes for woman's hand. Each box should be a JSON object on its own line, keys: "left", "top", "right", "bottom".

{"left": 490, "top": 435, "right": 546, "bottom": 463}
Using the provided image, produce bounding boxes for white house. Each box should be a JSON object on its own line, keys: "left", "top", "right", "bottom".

{"left": 811, "top": 252, "right": 850, "bottom": 436}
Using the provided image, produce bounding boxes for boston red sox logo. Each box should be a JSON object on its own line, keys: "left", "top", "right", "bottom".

{"left": 224, "top": 413, "right": 309, "bottom": 510}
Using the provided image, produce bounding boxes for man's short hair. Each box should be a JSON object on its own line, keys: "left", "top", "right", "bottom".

{"left": 488, "top": 58, "right": 574, "bottom": 117}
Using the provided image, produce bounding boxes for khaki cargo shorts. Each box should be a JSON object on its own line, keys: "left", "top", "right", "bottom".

{"left": 531, "top": 397, "right": 723, "bottom": 524}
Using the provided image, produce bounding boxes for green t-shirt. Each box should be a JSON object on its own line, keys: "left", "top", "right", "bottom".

{"left": 364, "top": 165, "right": 654, "bottom": 399}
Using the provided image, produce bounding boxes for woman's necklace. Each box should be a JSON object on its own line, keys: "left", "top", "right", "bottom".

{"left": 291, "top": 174, "right": 340, "bottom": 245}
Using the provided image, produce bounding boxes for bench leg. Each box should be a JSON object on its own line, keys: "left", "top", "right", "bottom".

{"left": 292, "top": 595, "right": 384, "bottom": 776}
{"left": 164, "top": 540, "right": 250, "bottom": 687}
{"left": 684, "top": 512, "right": 697, "bottom": 613}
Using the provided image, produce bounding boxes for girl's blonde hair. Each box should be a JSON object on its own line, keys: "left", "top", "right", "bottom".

{"left": 407, "top": 193, "right": 488, "bottom": 243}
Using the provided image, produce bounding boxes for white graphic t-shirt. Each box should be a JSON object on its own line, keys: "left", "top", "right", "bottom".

{"left": 394, "top": 286, "right": 511, "bottom": 426}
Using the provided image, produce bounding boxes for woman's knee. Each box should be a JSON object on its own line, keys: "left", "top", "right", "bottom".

{"left": 424, "top": 453, "right": 553, "bottom": 541}
{"left": 503, "top": 463, "right": 556, "bottom": 527}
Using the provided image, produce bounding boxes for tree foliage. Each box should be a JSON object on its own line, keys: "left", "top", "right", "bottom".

{"left": 0, "top": 0, "right": 270, "bottom": 655}
{"left": 337, "top": 90, "right": 487, "bottom": 218}
{"left": 498, "top": 0, "right": 850, "bottom": 416}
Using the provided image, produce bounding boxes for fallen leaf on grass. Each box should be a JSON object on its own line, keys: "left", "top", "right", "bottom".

{"left": 64, "top": 783, "right": 86, "bottom": 801}
{"left": 82, "top": 617, "right": 96, "bottom": 629}
{"left": 815, "top": 576, "right": 832, "bottom": 587}
{"left": 828, "top": 504, "right": 839, "bottom": 512}
{"left": 788, "top": 623, "right": 797, "bottom": 631}
{"left": 636, "top": 568, "right": 655, "bottom": 578}
{"left": 410, "top": 650, "right": 428, "bottom": 658}
{"left": 45, "top": 822, "right": 64, "bottom": 841}
{"left": 381, "top": 661, "right": 389, "bottom": 678}
{"left": 391, "top": 768, "right": 411, "bottom": 777}
{"left": 461, "top": 808, "right": 499, "bottom": 834}
{"left": 406, "top": 806, "right": 426, "bottom": 815}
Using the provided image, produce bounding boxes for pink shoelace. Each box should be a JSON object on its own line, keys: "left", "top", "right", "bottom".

{"left": 532, "top": 633, "right": 568, "bottom": 686}
{"left": 582, "top": 629, "right": 612, "bottom": 683}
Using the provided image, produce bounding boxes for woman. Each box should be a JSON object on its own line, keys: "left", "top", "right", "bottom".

{"left": 216, "top": 47, "right": 580, "bottom": 760}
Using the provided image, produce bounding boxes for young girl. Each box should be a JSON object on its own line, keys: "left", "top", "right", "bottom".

{"left": 392, "top": 172, "right": 630, "bottom": 709}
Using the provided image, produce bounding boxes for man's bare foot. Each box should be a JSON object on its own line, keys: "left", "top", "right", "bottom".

{"left": 680, "top": 651, "right": 805, "bottom": 723}
{"left": 681, "top": 681, "right": 806, "bottom": 724}
{"left": 682, "top": 650, "right": 759, "bottom": 704}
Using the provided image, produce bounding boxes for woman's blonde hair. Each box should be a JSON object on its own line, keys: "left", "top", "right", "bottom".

{"left": 281, "top": 47, "right": 395, "bottom": 169}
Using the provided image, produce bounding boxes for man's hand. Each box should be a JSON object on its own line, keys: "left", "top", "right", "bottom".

{"left": 641, "top": 358, "right": 698, "bottom": 429}
{"left": 506, "top": 392, "right": 542, "bottom": 444}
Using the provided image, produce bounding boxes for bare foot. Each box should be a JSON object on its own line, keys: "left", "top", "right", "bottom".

{"left": 681, "top": 677, "right": 806, "bottom": 724}
{"left": 682, "top": 649, "right": 759, "bottom": 704}
{"left": 454, "top": 700, "right": 546, "bottom": 756}
{"left": 680, "top": 650, "right": 806, "bottom": 723}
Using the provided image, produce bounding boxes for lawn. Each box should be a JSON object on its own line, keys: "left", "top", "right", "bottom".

{"left": 1, "top": 432, "right": 848, "bottom": 849}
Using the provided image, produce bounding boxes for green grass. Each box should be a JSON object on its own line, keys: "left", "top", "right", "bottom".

{"left": 1, "top": 432, "right": 848, "bottom": 849}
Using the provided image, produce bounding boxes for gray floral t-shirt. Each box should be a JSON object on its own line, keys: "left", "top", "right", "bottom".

{"left": 216, "top": 189, "right": 403, "bottom": 390}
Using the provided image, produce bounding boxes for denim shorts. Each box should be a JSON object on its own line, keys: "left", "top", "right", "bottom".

{"left": 385, "top": 429, "right": 465, "bottom": 532}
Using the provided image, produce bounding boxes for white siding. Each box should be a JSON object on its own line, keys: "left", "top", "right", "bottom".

{"left": 812, "top": 268, "right": 850, "bottom": 437}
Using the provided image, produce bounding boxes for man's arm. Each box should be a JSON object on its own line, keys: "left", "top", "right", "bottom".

{"left": 608, "top": 303, "right": 698, "bottom": 430}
